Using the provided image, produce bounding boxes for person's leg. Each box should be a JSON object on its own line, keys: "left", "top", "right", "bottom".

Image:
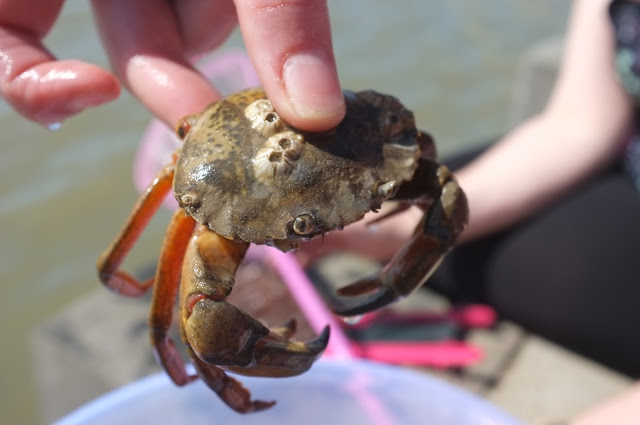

{"left": 486, "top": 172, "right": 640, "bottom": 376}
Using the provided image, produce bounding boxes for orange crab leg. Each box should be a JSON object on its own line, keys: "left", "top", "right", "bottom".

{"left": 96, "top": 163, "right": 175, "bottom": 296}
{"left": 148, "top": 209, "right": 197, "bottom": 385}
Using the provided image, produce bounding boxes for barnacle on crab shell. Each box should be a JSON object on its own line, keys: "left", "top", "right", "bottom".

{"left": 244, "top": 99, "right": 285, "bottom": 137}
{"left": 252, "top": 131, "right": 305, "bottom": 184}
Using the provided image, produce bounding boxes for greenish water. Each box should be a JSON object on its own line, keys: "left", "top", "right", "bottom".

{"left": 0, "top": 1, "right": 570, "bottom": 424}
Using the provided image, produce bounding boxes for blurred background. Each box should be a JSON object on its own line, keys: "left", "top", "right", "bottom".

{"left": 0, "top": 1, "right": 571, "bottom": 424}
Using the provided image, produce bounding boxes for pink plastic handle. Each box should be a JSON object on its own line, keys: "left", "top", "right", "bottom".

{"left": 350, "top": 340, "right": 483, "bottom": 368}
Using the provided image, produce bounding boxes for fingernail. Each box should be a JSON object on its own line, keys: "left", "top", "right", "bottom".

{"left": 283, "top": 49, "right": 345, "bottom": 121}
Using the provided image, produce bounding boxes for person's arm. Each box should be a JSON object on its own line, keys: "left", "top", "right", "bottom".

{"left": 299, "top": 0, "right": 635, "bottom": 261}
{"left": 457, "top": 0, "right": 634, "bottom": 242}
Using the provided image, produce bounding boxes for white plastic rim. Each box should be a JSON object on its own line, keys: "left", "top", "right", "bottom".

{"left": 53, "top": 359, "right": 524, "bottom": 425}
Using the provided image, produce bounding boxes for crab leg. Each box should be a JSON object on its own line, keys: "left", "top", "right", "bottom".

{"left": 148, "top": 209, "right": 197, "bottom": 386}
{"left": 180, "top": 226, "right": 329, "bottom": 384}
{"left": 330, "top": 158, "right": 469, "bottom": 317}
{"left": 188, "top": 350, "right": 275, "bottom": 413}
{"left": 97, "top": 163, "right": 175, "bottom": 296}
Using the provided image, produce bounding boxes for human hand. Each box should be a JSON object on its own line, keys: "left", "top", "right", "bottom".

{"left": 91, "top": 0, "right": 345, "bottom": 131}
{"left": 0, "top": 0, "right": 120, "bottom": 127}
{"left": 0, "top": 1, "right": 345, "bottom": 132}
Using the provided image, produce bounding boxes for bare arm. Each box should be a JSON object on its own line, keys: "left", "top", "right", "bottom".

{"left": 458, "top": 0, "right": 634, "bottom": 242}
{"left": 300, "top": 0, "right": 635, "bottom": 261}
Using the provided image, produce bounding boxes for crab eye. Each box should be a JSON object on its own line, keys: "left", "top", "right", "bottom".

{"left": 176, "top": 120, "right": 191, "bottom": 139}
{"left": 292, "top": 214, "right": 316, "bottom": 236}
{"left": 386, "top": 113, "right": 404, "bottom": 138}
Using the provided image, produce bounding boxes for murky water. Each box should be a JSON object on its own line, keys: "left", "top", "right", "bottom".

{"left": 0, "top": 1, "right": 570, "bottom": 424}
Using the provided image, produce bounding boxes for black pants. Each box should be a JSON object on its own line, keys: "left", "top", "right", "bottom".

{"left": 429, "top": 147, "right": 640, "bottom": 377}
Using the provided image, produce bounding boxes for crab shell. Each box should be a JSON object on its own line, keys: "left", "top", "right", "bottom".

{"left": 173, "top": 88, "right": 424, "bottom": 251}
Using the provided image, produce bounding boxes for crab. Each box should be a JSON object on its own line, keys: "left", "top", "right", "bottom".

{"left": 97, "top": 88, "right": 468, "bottom": 413}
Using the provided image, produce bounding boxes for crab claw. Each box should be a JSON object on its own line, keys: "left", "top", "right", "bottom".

{"left": 244, "top": 325, "right": 330, "bottom": 377}
{"left": 186, "top": 324, "right": 329, "bottom": 413}
{"left": 269, "top": 318, "right": 297, "bottom": 339}
{"left": 185, "top": 296, "right": 329, "bottom": 377}
{"left": 175, "top": 228, "right": 330, "bottom": 412}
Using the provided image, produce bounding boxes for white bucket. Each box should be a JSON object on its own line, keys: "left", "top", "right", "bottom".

{"left": 54, "top": 359, "right": 524, "bottom": 425}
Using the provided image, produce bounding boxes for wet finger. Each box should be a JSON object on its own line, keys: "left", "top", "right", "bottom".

{"left": 92, "top": 0, "right": 219, "bottom": 126}
{"left": 0, "top": 2, "right": 120, "bottom": 126}
{"left": 1, "top": 57, "right": 120, "bottom": 127}
{"left": 173, "top": 0, "right": 238, "bottom": 56}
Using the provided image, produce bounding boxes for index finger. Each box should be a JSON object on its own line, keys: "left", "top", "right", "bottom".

{"left": 234, "top": 0, "right": 345, "bottom": 132}
{"left": 92, "top": 0, "right": 221, "bottom": 127}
